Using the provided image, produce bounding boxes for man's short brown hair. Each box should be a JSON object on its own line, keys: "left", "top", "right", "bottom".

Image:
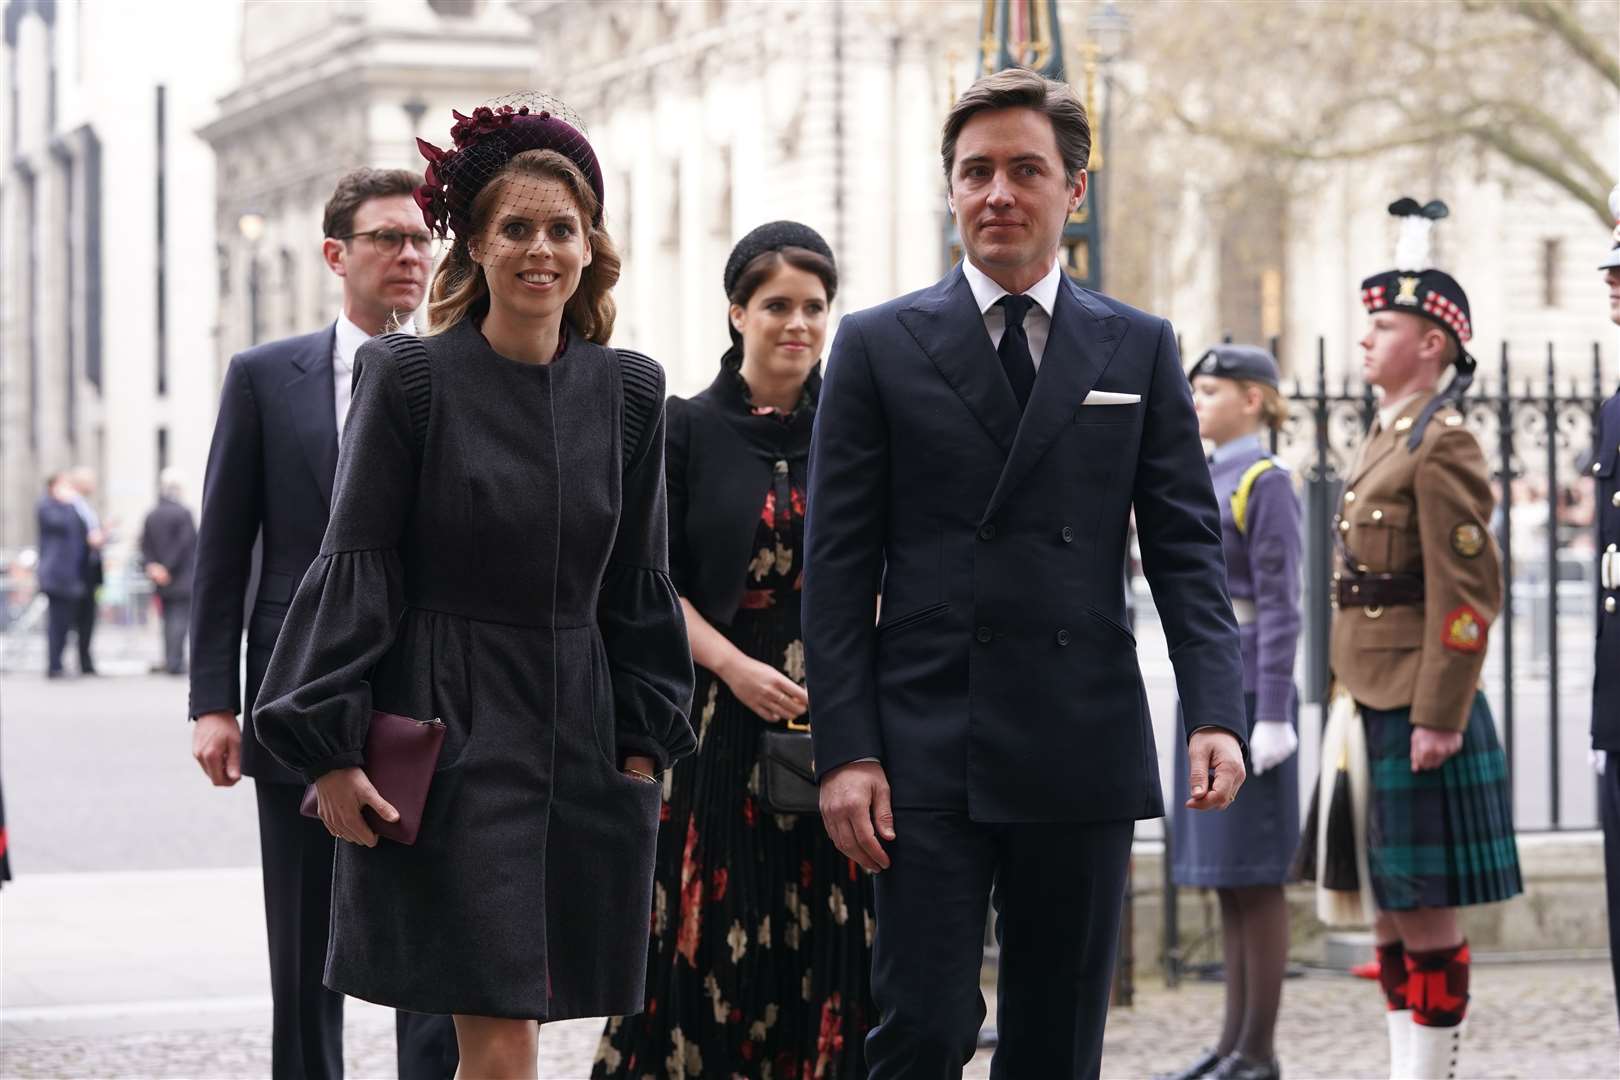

{"left": 321, "top": 168, "right": 424, "bottom": 239}
{"left": 941, "top": 67, "right": 1091, "bottom": 186}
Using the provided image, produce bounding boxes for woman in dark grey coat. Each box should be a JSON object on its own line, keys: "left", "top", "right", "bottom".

{"left": 254, "top": 98, "right": 695, "bottom": 1078}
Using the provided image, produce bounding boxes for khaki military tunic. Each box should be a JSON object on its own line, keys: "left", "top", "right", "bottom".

{"left": 1330, "top": 392, "right": 1502, "bottom": 731}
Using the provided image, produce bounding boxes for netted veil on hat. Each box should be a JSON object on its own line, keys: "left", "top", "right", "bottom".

{"left": 413, "top": 91, "right": 605, "bottom": 240}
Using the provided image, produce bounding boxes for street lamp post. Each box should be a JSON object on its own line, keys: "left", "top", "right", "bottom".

{"left": 238, "top": 211, "right": 265, "bottom": 347}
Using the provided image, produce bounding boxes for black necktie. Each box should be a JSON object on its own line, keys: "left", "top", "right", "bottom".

{"left": 996, "top": 294, "right": 1037, "bottom": 411}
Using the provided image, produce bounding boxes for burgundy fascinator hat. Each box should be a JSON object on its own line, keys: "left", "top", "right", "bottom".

{"left": 413, "top": 91, "right": 605, "bottom": 241}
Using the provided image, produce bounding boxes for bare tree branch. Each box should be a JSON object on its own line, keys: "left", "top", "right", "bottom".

{"left": 1510, "top": 0, "right": 1620, "bottom": 89}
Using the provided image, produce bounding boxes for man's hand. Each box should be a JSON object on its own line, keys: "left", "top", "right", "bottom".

{"left": 192, "top": 711, "right": 243, "bottom": 786}
{"left": 312, "top": 767, "right": 399, "bottom": 847}
{"left": 1185, "top": 728, "right": 1246, "bottom": 811}
{"left": 819, "top": 760, "right": 895, "bottom": 872}
{"left": 145, "top": 562, "right": 172, "bottom": 588}
{"left": 1410, "top": 726, "right": 1463, "bottom": 772}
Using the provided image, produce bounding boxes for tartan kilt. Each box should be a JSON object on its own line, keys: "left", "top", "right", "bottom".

{"left": 1361, "top": 691, "right": 1523, "bottom": 911}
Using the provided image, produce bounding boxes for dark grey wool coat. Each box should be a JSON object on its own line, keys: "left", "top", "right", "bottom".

{"left": 254, "top": 319, "right": 696, "bottom": 1021}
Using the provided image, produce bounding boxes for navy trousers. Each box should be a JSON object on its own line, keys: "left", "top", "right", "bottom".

{"left": 866, "top": 810, "right": 1134, "bottom": 1080}
{"left": 255, "top": 781, "right": 459, "bottom": 1080}
{"left": 44, "top": 593, "right": 77, "bottom": 675}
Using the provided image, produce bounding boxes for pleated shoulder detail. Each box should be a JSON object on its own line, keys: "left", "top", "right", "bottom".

{"left": 615, "top": 348, "right": 664, "bottom": 467}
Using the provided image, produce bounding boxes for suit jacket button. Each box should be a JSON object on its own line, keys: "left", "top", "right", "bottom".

{"left": 1061, "top": 525, "right": 1074, "bottom": 543}
{"left": 979, "top": 524, "right": 996, "bottom": 541}
{"left": 1056, "top": 629, "right": 1071, "bottom": 646}
{"left": 1612, "top": 491, "right": 1620, "bottom": 508}
{"left": 976, "top": 626, "right": 993, "bottom": 643}
{"left": 1608, "top": 596, "right": 1617, "bottom": 615}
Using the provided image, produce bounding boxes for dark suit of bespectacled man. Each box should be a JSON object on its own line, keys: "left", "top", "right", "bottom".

{"left": 188, "top": 169, "right": 458, "bottom": 1080}
{"left": 804, "top": 68, "right": 1249, "bottom": 1080}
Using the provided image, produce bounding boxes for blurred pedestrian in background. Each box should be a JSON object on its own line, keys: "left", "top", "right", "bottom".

{"left": 35, "top": 471, "right": 89, "bottom": 679}
{"left": 596, "top": 222, "right": 876, "bottom": 1079}
{"left": 67, "top": 466, "right": 105, "bottom": 676}
{"left": 187, "top": 165, "right": 457, "bottom": 1080}
{"left": 140, "top": 468, "right": 197, "bottom": 676}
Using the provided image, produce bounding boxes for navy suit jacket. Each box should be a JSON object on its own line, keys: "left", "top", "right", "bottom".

{"left": 36, "top": 496, "right": 90, "bottom": 599}
{"left": 190, "top": 325, "right": 340, "bottom": 784}
{"left": 803, "top": 265, "right": 1247, "bottom": 823}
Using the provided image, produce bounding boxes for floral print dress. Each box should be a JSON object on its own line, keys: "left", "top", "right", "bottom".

{"left": 596, "top": 437, "right": 875, "bottom": 1080}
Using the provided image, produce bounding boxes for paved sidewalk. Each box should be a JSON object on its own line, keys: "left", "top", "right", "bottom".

{"left": 4, "top": 962, "right": 1616, "bottom": 1077}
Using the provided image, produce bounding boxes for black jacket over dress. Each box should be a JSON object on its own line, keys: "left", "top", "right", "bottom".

{"left": 667, "top": 367, "right": 819, "bottom": 625}
{"left": 254, "top": 320, "right": 696, "bottom": 1020}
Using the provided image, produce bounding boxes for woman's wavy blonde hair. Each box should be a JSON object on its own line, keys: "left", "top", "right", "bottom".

{"left": 426, "top": 149, "right": 619, "bottom": 342}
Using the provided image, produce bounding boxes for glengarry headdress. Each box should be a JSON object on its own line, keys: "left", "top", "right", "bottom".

{"left": 413, "top": 91, "right": 604, "bottom": 241}
{"left": 1360, "top": 197, "right": 1475, "bottom": 448}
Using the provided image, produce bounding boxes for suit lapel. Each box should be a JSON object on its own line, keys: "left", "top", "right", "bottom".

{"left": 897, "top": 266, "right": 1022, "bottom": 454}
{"left": 285, "top": 324, "right": 340, "bottom": 508}
{"left": 984, "top": 277, "right": 1124, "bottom": 520}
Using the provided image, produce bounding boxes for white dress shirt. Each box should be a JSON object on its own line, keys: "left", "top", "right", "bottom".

{"left": 962, "top": 256, "right": 1063, "bottom": 369}
{"left": 333, "top": 314, "right": 415, "bottom": 440}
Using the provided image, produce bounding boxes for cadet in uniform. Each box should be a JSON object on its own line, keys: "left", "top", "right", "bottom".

{"left": 1333, "top": 201, "right": 1522, "bottom": 1080}
{"left": 1160, "top": 345, "right": 1302, "bottom": 1080}
{"left": 1592, "top": 183, "right": 1620, "bottom": 1027}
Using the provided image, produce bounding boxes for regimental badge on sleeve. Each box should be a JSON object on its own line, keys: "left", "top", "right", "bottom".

{"left": 1443, "top": 605, "right": 1487, "bottom": 653}
{"left": 1451, "top": 522, "right": 1485, "bottom": 559}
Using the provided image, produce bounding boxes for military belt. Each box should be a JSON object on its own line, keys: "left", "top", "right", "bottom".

{"left": 1335, "top": 572, "right": 1425, "bottom": 609}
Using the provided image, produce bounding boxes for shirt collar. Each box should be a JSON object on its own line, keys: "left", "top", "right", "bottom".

{"left": 1376, "top": 390, "right": 1426, "bottom": 431}
{"left": 333, "top": 312, "right": 415, "bottom": 372}
{"left": 962, "top": 256, "right": 1063, "bottom": 321}
{"left": 1210, "top": 432, "right": 1265, "bottom": 468}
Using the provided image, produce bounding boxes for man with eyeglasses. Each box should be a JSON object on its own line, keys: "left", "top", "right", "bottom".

{"left": 188, "top": 168, "right": 456, "bottom": 1080}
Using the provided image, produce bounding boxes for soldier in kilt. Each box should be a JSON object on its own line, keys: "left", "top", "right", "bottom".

{"left": 1331, "top": 200, "right": 1522, "bottom": 1080}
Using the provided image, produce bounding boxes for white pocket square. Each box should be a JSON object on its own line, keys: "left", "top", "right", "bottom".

{"left": 1081, "top": 390, "right": 1141, "bottom": 405}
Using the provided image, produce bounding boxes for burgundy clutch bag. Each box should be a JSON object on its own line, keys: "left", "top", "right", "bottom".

{"left": 298, "top": 711, "right": 445, "bottom": 845}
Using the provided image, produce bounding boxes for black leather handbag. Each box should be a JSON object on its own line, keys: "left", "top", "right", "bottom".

{"left": 759, "top": 718, "right": 818, "bottom": 815}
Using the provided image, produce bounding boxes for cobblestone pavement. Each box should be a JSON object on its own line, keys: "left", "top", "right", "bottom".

{"left": 4, "top": 960, "right": 1614, "bottom": 1079}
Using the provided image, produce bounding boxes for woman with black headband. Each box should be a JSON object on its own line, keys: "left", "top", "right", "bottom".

{"left": 595, "top": 222, "right": 875, "bottom": 1079}
{"left": 254, "top": 95, "right": 695, "bottom": 1077}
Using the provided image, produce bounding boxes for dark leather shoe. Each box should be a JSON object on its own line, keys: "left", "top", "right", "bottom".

{"left": 1209, "top": 1053, "right": 1280, "bottom": 1080}
{"left": 1153, "top": 1049, "right": 1225, "bottom": 1080}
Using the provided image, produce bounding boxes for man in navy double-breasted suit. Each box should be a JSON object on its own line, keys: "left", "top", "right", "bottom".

{"left": 804, "top": 68, "right": 1249, "bottom": 1079}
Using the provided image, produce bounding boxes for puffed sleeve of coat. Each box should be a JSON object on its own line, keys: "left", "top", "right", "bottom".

{"left": 598, "top": 351, "right": 697, "bottom": 771}
{"left": 252, "top": 337, "right": 419, "bottom": 781}
{"left": 1243, "top": 465, "right": 1303, "bottom": 726}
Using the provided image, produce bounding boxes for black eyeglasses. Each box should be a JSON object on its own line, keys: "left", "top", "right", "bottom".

{"left": 337, "top": 229, "right": 436, "bottom": 257}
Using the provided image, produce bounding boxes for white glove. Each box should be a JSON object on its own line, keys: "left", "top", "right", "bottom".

{"left": 1249, "top": 720, "right": 1298, "bottom": 777}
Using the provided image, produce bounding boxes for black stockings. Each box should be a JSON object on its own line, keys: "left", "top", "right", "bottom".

{"left": 1214, "top": 885, "right": 1289, "bottom": 1062}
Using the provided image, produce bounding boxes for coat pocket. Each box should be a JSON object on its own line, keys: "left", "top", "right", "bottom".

{"left": 876, "top": 600, "right": 950, "bottom": 638}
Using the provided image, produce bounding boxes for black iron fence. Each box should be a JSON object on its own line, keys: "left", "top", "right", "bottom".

{"left": 1158, "top": 336, "right": 1610, "bottom": 988}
